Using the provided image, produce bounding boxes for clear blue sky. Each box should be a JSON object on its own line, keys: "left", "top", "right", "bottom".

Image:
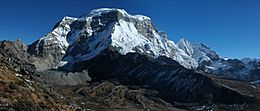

{"left": 0, "top": 0, "right": 259, "bottom": 58}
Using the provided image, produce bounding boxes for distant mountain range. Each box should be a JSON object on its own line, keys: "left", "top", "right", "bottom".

{"left": 177, "top": 38, "right": 260, "bottom": 82}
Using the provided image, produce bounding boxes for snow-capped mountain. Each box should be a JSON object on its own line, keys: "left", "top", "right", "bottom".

{"left": 177, "top": 38, "right": 260, "bottom": 81}
{"left": 27, "top": 8, "right": 260, "bottom": 83}
{"left": 177, "top": 38, "right": 220, "bottom": 64}
{"left": 191, "top": 43, "right": 220, "bottom": 63}
{"left": 177, "top": 38, "right": 194, "bottom": 56}
{"left": 19, "top": 8, "right": 254, "bottom": 107}
{"left": 29, "top": 8, "right": 198, "bottom": 70}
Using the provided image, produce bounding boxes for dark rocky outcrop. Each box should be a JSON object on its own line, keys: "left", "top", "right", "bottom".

{"left": 61, "top": 47, "right": 251, "bottom": 105}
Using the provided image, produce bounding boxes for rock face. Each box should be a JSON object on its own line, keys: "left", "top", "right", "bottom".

{"left": 27, "top": 17, "right": 77, "bottom": 71}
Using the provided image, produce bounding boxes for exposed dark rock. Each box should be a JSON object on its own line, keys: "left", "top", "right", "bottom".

{"left": 61, "top": 48, "right": 251, "bottom": 105}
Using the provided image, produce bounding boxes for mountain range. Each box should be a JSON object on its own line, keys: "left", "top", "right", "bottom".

{"left": 1, "top": 8, "right": 260, "bottom": 111}
{"left": 28, "top": 8, "right": 260, "bottom": 83}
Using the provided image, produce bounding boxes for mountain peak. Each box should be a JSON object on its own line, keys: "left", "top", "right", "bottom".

{"left": 177, "top": 38, "right": 193, "bottom": 56}
{"left": 179, "top": 38, "right": 188, "bottom": 42}
{"left": 29, "top": 8, "right": 198, "bottom": 70}
{"left": 80, "top": 8, "right": 151, "bottom": 21}
{"left": 88, "top": 8, "right": 128, "bottom": 16}
{"left": 62, "top": 8, "right": 198, "bottom": 70}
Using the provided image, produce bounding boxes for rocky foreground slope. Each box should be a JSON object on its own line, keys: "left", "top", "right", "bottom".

{"left": 0, "top": 40, "right": 77, "bottom": 111}
{"left": 1, "top": 40, "right": 259, "bottom": 110}
{"left": 0, "top": 40, "right": 190, "bottom": 110}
